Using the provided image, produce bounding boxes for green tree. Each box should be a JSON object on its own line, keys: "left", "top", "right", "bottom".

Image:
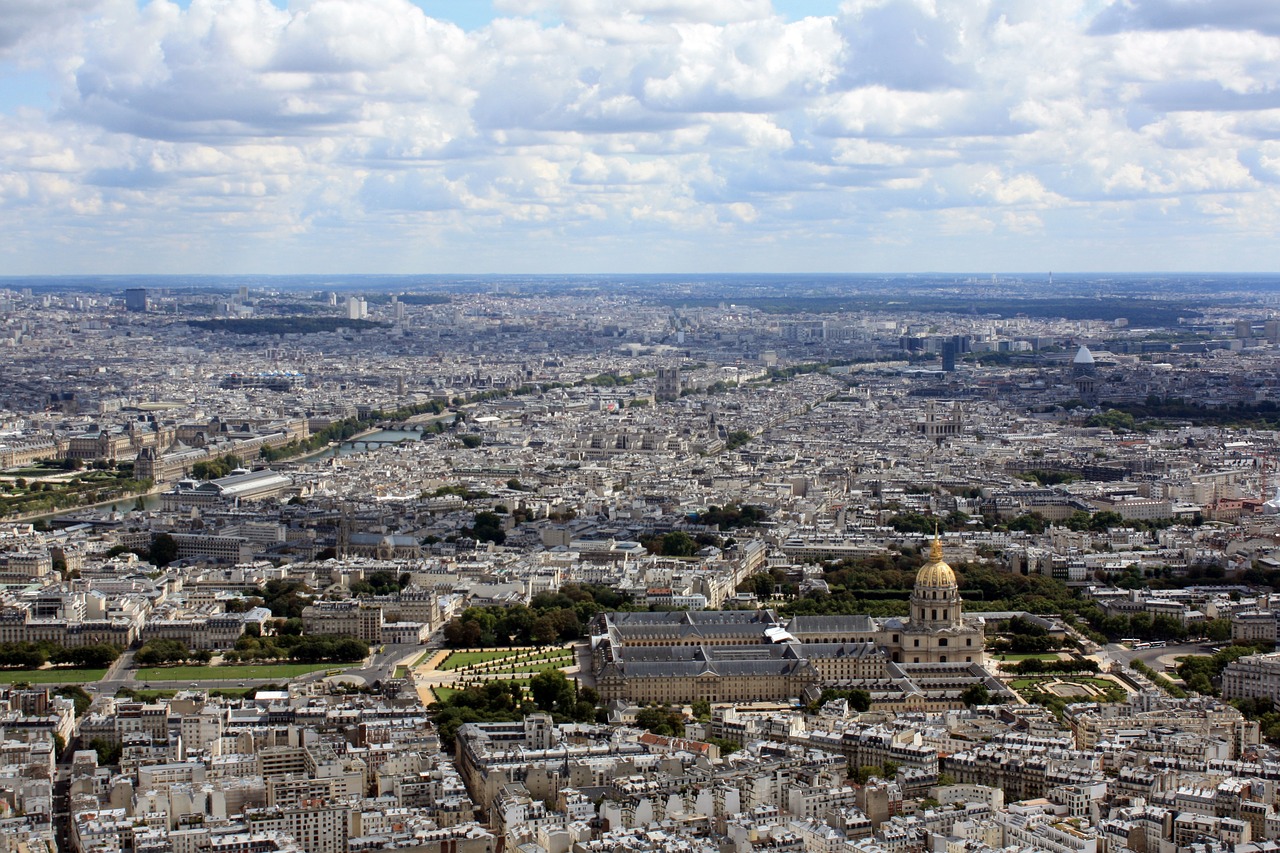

{"left": 660, "top": 531, "right": 697, "bottom": 557}
{"left": 55, "top": 685, "right": 93, "bottom": 717}
{"left": 467, "top": 511, "right": 506, "bottom": 545}
{"left": 146, "top": 533, "right": 179, "bottom": 568}
{"left": 1007, "top": 513, "right": 1049, "bottom": 534}
{"left": 89, "top": 737, "right": 122, "bottom": 765}
{"left": 750, "top": 573, "right": 775, "bottom": 600}
{"left": 961, "top": 683, "right": 991, "bottom": 707}
{"left": 531, "top": 615, "right": 560, "bottom": 646}
{"left": 1085, "top": 409, "right": 1136, "bottom": 433}
{"left": 134, "top": 638, "right": 191, "bottom": 665}
{"left": 1205, "top": 619, "right": 1232, "bottom": 643}
{"left": 634, "top": 705, "right": 684, "bottom": 737}
{"left": 529, "top": 669, "right": 575, "bottom": 716}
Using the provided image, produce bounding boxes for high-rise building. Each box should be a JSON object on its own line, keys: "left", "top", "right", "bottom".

{"left": 124, "top": 288, "right": 148, "bottom": 312}
{"left": 941, "top": 342, "right": 957, "bottom": 372}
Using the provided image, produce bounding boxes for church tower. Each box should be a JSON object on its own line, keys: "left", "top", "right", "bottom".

{"left": 911, "top": 535, "right": 962, "bottom": 629}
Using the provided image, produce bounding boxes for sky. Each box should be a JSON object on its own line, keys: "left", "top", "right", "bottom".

{"left": 1, "top": 0, "right": 1279, "bottom": 275}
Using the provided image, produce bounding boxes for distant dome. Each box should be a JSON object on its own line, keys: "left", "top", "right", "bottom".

{"left": 1073, "top": 345, "right": 1095, "bottom": 364}
{"left": 915, "top": 537, "right": 956, "bottom": 588}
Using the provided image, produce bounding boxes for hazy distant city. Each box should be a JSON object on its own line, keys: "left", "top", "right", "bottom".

{"left": 1, "top": 273, "right": 1280, "bottom": 853}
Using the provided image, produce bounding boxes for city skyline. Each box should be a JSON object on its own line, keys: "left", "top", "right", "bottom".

{"left": 2, "top": 0, "right": 1280, "bottom": 275}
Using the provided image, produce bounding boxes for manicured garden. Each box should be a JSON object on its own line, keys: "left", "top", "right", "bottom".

{"left": 1009, "top": 675, "right": 1128, "bottom": 708}
{"left": 484, "top": 662, "right": 573, "bottom": 675}
{"left": 0, "top": 464, "right": 153, "bottom": 518}
{"left": 438, "top": 647, "right": 571, "bottom": 671}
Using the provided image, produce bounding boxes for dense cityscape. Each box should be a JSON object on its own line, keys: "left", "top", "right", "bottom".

{"left": 0, "top": 274, "right": 1278, "bottom": 853}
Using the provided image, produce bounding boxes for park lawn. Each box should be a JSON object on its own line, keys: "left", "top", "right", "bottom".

{"left": 0, "top": 668, "right": 107, "bottom": 684}
{"left": 439, "top": 650, "right": 523, "bottom": 670}
{"left": 431, "top": 687, "right": 458, "bottom": 703}
{"left": 469, "top": 650, "right": 572, "bottom": 668}
{"left": 453, "top": 650, "right": 573, "bottom": 671}
{"left": 479, "top": 662, "right": 571, "bottom": 675}
{"left": 1010, "top": 675, "right": 1119, "bottom": 692}
{"left": 138, "top": 663, "right": 341, "bottom": 681}
{"left": 438, "top": 647, "right": 575, "bottom": 671}
{"left": 1009, "top": 678, "right": 1046, "bottom": 690}
{"left": 446, "top": 677, "right": 532, "bottom": 691}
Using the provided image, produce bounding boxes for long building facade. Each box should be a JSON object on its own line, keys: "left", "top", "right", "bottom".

{"left": 592, "top": 538, "right": 991, "bottom": 705}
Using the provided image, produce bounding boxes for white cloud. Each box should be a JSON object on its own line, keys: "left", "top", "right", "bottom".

{"left": 0, "top": 0, "right": 1279, "bottom": 272}
{"left": 494, "top": 0, "right": 776, "bottom": 25}
{"left": 0, "top": 0, "right": 104, "bottom": 52}
{"left": 1090, "top": 0, "right": 1280, "bottom": 36}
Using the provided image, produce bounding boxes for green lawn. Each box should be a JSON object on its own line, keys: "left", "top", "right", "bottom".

{"left": 438, "top": 649, "right": 527, "bottom": 670}
{"left": 137, "top": 663, "right": 341, "bottom": 681}
{"left": 469, "top": 650, "right": 573, "bottom": 668}
{"left": 441, "top": 648, "right": 573, "bottom": 671}
{"left": 431, "top": 687, "right": 458, "bottom": 703}
{"left": 0, "top": 668, "right": 107, "bottom": 684}
{"left": 475, "top": 662, "right": 571, "bottom": 675}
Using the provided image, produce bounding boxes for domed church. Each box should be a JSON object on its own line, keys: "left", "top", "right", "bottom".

{"left": 891, "top": 535, "right": 986, "bottom": 665}
{"left": 782, "top": 535, "right": 987, "bottom": 666}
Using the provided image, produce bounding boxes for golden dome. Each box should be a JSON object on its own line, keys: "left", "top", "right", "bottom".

{"left": 915, "top": 535, "right": 957, "bottom": 588}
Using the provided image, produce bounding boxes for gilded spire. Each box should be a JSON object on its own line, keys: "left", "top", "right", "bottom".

{"left": 928, "top": 533, "right": 943, "bottom": 564}
{"left": 916, "top": 523, "right": 956, "bottom": 588}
